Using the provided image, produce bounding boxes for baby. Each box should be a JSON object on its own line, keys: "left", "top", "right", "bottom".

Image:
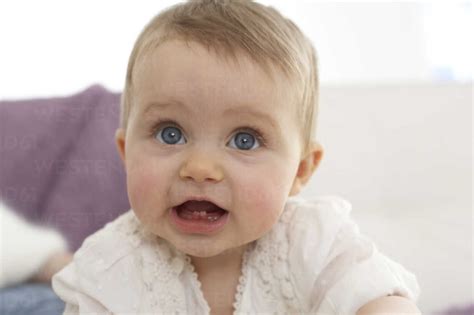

{"left": 52, "top": 1, "right": 421, "bottom": 314}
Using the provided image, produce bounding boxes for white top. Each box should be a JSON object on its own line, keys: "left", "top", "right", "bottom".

{"left": 52, "top": 195, "right": 420, "bottom": 314}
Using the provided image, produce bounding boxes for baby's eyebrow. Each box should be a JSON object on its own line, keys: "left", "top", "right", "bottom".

{"left": 143, "top": 100, "right": 280, "bottom": 132}
{"left": 223, "top": 107, "right": 280, "bottom": 132}
{"left": 143, "top": 101, "right": 177, "bottom": 116}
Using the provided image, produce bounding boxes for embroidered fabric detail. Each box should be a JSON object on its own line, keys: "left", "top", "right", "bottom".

{"left": 183, "top": 255, "right": 210, "bottom": 313}
{"left": 243, "top": 201, "right": 302, "bottom": 313}
{"left": 181, "top": 243, "right": 255, "bottom": 314}
{"left": 140, "top": 237, "right": 187, "bottom": 313}
{"left": 101, "top": 203, "right": 304, "bottom": 313}
{"left": 232, "top": 241, "right": 255, "bottom": 313}
{"left": 105, "top": 210, "right": 145, "bottom": 247}
{"left": 110, "top": 211, "right": 187, "bottom": 312}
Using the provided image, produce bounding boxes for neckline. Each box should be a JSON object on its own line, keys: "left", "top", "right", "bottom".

{"left": 184, "top": 242, "right": 255, "bottom": 314}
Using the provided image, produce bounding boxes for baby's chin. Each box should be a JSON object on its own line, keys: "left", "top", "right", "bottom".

{"left": 167, "top": 235, "right": 246, "bottom": 258}
{"left": 171, "top": 237, "right": 236, "bottom": 258}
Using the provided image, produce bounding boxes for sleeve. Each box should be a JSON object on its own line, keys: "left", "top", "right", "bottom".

{"left": 314, "top": 242, "right": 421, "bottom": 315}
{"left": 287, "top": 196, "right": 420, "bottom": 315}
{"left": 51, "top": 252, "right": 113, "bottom": 315}
{"left": 51, "top": 215, "right": 141, "bottom": 315}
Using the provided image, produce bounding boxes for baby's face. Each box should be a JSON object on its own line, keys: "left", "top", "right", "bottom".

{"left": 116, "top": 39, "right": 304, "bottom": 257}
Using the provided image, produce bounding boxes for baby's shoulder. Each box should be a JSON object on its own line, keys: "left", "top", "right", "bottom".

{"left": 256, "top": 194, "right": 360, "bottom": 271}
{"left": 247, "top": 196, "right": 361, "bottom": 310}
{"left": 282, "top": 194, "right": 368, "bottom": 261}
{"left": 283, "top": 195, "right": 354, "bottom": 232}
{"left": 73, "top": 209, "right": 146, "bottom": 271}
{"left": 55, "top": 211, "right": 187, "bottom": 313}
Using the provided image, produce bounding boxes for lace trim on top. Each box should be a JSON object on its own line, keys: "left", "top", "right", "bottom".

{"left": 110, "top": 211, "right": 187, "bottom": 312}
{"left": 182, "top": 242, "right": 255, "bottom": 315}
{"left": 183, "top": 255, "right": 209, "bottom": 313}
{"left": 243, "top": 200, "right": 302, "bottom": 313}
{"left": 232, "top": 241, "right": 255, "bottom": 313}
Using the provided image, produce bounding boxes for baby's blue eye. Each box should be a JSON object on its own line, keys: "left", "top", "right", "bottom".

{"left": 152, "top": 122, "right": 265, "bottom": 150}
{"left": 229, "top": 132, "right": 259, "bottom": 150}
{"left": 157, "top": 126, "right": 185, "bottom": 145}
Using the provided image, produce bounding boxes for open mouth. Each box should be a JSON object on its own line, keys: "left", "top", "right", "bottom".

{"left": 170, "top": 200, "right": 230, "bottom": 234}
{"left": 175, "top": 200, "right": 228, "bottom": 221}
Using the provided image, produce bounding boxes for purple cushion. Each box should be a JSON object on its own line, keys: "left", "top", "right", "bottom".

{"left": 438, "top": 304, "right": 474, "bottom": 315}
{"left": 0, "top": 85, "right": 130, "bottom": 251}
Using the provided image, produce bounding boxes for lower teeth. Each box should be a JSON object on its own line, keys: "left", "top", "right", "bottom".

{"left": 178, "top": 209, "right": 223, "bottom": 221}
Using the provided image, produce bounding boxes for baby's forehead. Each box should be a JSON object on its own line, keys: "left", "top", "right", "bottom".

{"left": 133, "top": 40, "right": 297, "bottom": 112}
{"left": 135, "top": 39, "right": 291, "bottom": 87}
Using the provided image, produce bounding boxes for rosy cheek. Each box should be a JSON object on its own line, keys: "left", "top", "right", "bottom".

{"left": 240, "top": 184, "right": 272, "bottom": 210}
{"left": 237, "top": 178, "right": 286, "bottom": 234}
{"left": 127, "top": 171, "right": 162, "bottom": 228}
{"left": 239, "top": 173, "right": 287, "bottom": 208}
{"left": 127, "top": 164, "right": 158, "bottom": 209}
{"left": 128, "top": 175, "right": 146, "bottom": 203}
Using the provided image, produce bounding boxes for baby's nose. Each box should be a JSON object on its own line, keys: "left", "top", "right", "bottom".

{"left": 179, "top": 150, "right": 224, "bottom": 183}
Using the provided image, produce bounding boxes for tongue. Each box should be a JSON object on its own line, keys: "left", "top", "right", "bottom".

{"left": 180, "top": 200, "right": 223, "bottom": 213}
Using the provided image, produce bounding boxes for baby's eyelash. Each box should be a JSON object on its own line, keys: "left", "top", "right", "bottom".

{"left": 149, "top": 119, "right": 178, "bottom": 137}
{"left": 149, "top": 119, "right": 268, "bottom": 146}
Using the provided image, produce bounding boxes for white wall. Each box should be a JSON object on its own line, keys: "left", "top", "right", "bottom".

{"left": 298, "top": 82, "right": 472, "bottom": 313}
{"left": 264, "top": 1, "right": 431, "bottom": 83}
{"left": 0, "top": 1, "right": 471, "bottom": 99}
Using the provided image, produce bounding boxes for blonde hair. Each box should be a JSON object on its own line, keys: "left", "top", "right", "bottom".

{"left": 121, "top": 0, "right": 319, "bottom": 157}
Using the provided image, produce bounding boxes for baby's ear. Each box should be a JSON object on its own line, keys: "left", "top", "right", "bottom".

{"left": 289, "top": 141, "right": 324, "bottom": 196}
{"left": 114, "top": 128, "right": 126, "bottom": 168}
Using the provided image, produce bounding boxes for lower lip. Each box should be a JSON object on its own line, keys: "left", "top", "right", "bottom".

{"left": 169, "top": 206, "right": 230, "bottom": 235}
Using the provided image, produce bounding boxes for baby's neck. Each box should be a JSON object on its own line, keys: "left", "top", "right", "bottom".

{"left": 190, "top": 244, "right": 248, "bottom": 314}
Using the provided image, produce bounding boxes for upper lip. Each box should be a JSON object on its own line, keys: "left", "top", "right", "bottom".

{"left": 174, "top": 196, "right": 227, "bottom": 211}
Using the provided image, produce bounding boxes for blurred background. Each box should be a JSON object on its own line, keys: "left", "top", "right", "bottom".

{"left": 0, "top": 1, "right": 471, "bottom": 97}
{"left": 0, "top": 1, "right": 472, "bottom": 314}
